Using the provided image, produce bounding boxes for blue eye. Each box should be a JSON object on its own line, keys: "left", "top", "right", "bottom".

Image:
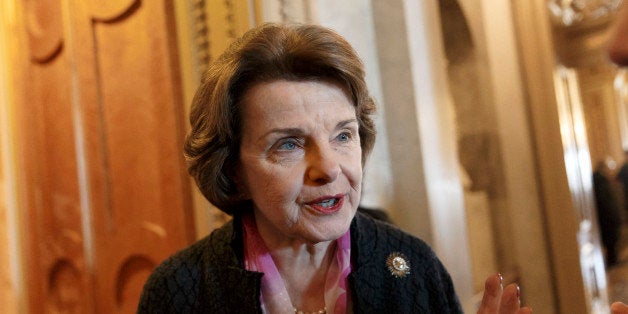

{"left": 337, "top": 132, "right": 351, "bottom": 142}
{"left": 280, "top": 142, "right": 296, "bottom": 150}
{"left": 277, "top": 139, "right": 299, "bottom": 151}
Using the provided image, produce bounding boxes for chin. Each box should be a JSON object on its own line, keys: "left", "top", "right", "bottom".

{"left": 312, "top": 218, "right": 353, "bottom": 242}
{"left": 298, "top": 205, "right": 356, "bottom": 241}
{"left": 304, "top": 231, "right": 346, "bottom": 244}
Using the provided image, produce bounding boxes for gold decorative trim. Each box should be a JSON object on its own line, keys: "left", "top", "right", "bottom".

{"left": 224, "top": 0, "right": 237, "bottom": 39}
{"left": 191, "top": 0, "right": 210, "bottom": 74}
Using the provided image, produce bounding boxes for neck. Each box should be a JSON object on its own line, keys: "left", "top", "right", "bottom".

{"left": 245, "top": 210, "right": 340, "bottom": 311}
{"left": 277, "top": 241, "right": 335, "bottom": 273}
{"left": 253, "top": 212, "right": 336, "bottom": 277}
{"left": 271, "top": 240, "right": 336, "bottom": 311}
{"left": 271, "top": 240, "right": 333, "bottom": 267}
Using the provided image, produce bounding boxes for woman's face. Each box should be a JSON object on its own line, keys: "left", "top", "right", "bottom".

{"left": 237, "top": 80, "right": 362, "bottom": 245}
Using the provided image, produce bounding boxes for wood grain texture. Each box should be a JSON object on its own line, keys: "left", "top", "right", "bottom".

{"left": 20, "top": 4, "right": 90, "bottom": 310}
{"left": 16, "top": 0, "right": 196, "bottom": 312}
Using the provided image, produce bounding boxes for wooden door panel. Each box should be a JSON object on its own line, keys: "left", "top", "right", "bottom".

{"left": 79, "top": 1, "right": 193, "bottom": 312}
{"left": 17, "top": 0, "right": 194, "bottom": 313}
{"left": 21, "top": 7, "right": 92, "bottom": 311}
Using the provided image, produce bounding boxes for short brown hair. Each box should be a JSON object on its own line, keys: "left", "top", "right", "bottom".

{"left": 184, "top": 23, "right": 376, "bottom": 214}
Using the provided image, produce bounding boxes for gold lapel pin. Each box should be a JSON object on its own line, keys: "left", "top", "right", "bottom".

{"left": 386, "top": 252, "right": 410, "bottom": 278}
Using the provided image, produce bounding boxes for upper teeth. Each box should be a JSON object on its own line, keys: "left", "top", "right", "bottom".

{"left": 319, "top": 199, "right": 337, "bottom": 207}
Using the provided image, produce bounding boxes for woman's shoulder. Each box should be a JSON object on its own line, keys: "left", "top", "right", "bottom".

{"left": 352, "top": 210, "right": 435, "bottom": 259}
{"left": 137, "top": 236, "right": 211, "bottom": 312}
{"left": 156, "top": 220, "right": 235, "bottom": 271}
{"left": 137, "top": 220, "right": 237, "bottom": 312}
{"left": 350, "top": 211, "right": 462, "bottom": 312}
{"left": 148, "top": 235, "right": 212, "bottom": 279}
{"left": 351, "top": 211, "right": 453, "bottom": 281}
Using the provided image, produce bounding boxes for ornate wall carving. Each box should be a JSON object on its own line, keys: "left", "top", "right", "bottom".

{"left": 188, "top": 0, "right": 255, "bottom": 230}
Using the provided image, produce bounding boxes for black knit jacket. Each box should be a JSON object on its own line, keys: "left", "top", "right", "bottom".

{"left": 138, "top": 211, "right": 462, "bottom": 313}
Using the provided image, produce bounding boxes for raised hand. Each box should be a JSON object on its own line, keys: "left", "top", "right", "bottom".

{"left": 612, "top": 302, "right": 628, "bottom": 314}
{"left": 477, "top": 273, "right": 532, "bottom": 314}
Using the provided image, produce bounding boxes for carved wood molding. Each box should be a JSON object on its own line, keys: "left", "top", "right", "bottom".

{"left": 45, "top": 229, "right": 88, "bottom": 312}
{"left": 191, "top": 0, "right": 210, "bottom": 74}
{"left": 47, "top": 259, "right": 83, "bottom": 312}
{"left": 25, "top": 0, "right": 63, "bottom": 63}
{"left": 88, "top": 0, "right": 141, "bottom": 22}
{"left": 547, "top": 0, "right": 622, "bottom": 27}
{"left": 224, "top": 0, "right": 237, "bottom": 39}
{"left": 548, "top": 0, "right": 623, "bottom": 67}
{"left": 191, "top": 0, "right": 253, "bottom": 74}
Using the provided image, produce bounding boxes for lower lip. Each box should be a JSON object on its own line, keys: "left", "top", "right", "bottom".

{"left": 308, "top": 196, "right": 344, "bottom": 214}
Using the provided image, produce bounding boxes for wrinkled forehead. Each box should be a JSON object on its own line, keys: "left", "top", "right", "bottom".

{"left": 239, "top": 79, "right": 357, "bottom": 130}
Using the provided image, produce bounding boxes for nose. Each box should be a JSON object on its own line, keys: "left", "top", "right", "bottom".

{"left": 306, "top": 144, "right": 341, "bottom": 184}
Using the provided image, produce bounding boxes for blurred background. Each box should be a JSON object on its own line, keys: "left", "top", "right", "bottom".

{"left": 1, "top": 0, "right": 627, "bottom": 313}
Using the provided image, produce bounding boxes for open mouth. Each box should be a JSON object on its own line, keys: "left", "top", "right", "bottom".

{"left": 307, "top": 195, "right": 344, "bottom": 213}
{"left": 318, "top": 198, "right": 339, "bottom": 208}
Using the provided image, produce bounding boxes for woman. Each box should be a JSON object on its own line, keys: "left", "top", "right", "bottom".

{"left": 138, "top": 23, "right": 529, "bottom": 313}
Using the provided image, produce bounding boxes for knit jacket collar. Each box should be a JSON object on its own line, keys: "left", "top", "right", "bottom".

{"left": 203, "top": 211, "right": 376, "bottom": 312}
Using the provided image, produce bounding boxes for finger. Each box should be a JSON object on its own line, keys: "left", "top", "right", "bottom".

{"left": 478, "top": 273, "right": 503, "bottom": 313}
{"left": 611, "top": 302, "right": 628, "bottom": 314}
{"left": 499, "top": 284, "right": 520, "bottom": 314}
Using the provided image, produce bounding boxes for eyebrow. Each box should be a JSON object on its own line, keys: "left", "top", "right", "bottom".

{"left": 258, "top": 118, "right": 358, "bottom": 141}
{"left": 337, "top": 118, "right": 358, "bottom": 129}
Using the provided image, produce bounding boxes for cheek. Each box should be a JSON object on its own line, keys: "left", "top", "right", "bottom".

{"left": 246, "top": 166, "right": 303, "bottom": 204}
{"left": 348, "top": 149, "right": 363, "bottom": 182}
{"left": 350, "top": 167, "right": 363, "bottom": 192}
{"left": 342, "top": 153, "right": 363, "bottom": 193}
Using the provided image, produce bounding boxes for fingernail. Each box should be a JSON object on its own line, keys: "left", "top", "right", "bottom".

{"left": 517, "top": 285, "right": 521, "bottom": 299}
